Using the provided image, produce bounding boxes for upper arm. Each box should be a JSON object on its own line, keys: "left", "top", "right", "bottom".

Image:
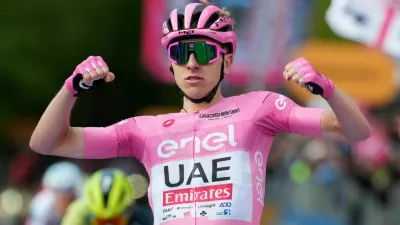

{"left": 320, "top": 110, "right": 348, "bottom": 141}
{"left": 52, "top": 118, "right": 146, "bottom": 161}
{"left": 50, "top": 127, "right": 85, "bottom": 158}
{"left": 253, "top": 92, "right": 348, "bottom": 141}
{"left": 254, "top": 92, "right": 324, "bottom": 138}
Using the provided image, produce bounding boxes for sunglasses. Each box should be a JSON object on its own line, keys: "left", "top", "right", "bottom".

{"left": 168, "top": 40, "right": 227, "bottom": 65}
{"left": 93, "top": 216, "right": 128, "bottom": 225}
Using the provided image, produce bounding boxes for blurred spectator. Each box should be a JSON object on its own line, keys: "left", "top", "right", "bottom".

{"left": 25, "top": 161, "right": 85, "bottom": 225}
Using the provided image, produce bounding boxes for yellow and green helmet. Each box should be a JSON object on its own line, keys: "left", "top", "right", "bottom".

{"left": 84, "top": 168, "right": 135, "bottom": 219}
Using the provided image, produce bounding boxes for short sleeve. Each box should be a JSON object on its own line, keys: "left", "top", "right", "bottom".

{"left": 83, "top": 118, "right": 146, "bottom": 161}
{"left": 253, "top": 92, "right": 324, "bottom": 138}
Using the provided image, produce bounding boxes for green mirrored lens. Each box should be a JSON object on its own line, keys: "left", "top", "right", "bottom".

{"left": 170, "top": 41, "right": 218, "bottom": 65}
{"left": 180, "top": 43, "right": 191, "bottom": 64}
{"left": 175, "top": 43, "right": 190, "bottom": 64}
{"left": 170, "top": 43, "right": 189, "bottom": 64}
{"left": 193, "top": 42, "right": 208, "bottom": 64}
{"left": 170, "top": 45, "right": 179, "bottom": 61}
{"left": 205, "top": 44, "right": 217, "bottom": 62}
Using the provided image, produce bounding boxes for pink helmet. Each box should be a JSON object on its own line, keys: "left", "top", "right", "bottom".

{"left": 161, "top": 2, "right": 237, "bottom": 58}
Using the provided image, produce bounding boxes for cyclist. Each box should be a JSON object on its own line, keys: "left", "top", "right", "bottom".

{"left": 29, "top": 0, "right": 371, "bottom": 224}
{"left": 26, "top": 161, "right": 84, "bottom": 225}
{"left": 61, "top": 168, "right": 151, "bottom": 225}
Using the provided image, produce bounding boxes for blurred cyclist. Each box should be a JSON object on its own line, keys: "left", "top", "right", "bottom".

{"left": 29, "top": 0, "right": 371, "bottom": 224}
{"left": 61, "top": 168, "right": 150, "bottom": 225}
{"left": 26, "top": 161, "right": 84, "bottom": 225}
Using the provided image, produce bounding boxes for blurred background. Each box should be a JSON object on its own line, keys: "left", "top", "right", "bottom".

{"left": 1, "top": 0, "right": 400, "bottom": 224}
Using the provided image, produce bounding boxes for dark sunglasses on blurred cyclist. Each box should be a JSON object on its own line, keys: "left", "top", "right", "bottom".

{"left": 168, "top": 40, "right": 227, "bottom": 65}
{"left": 94, "top": 216, "right": 127, "bottom": 225}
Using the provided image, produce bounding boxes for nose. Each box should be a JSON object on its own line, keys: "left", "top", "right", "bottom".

{"left": 186, "top": 53, "right": 199, "bottom": 71}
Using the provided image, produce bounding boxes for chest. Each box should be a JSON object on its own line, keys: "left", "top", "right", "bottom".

{"left": 142, "top": 107, "right": 261, "bottom": 166}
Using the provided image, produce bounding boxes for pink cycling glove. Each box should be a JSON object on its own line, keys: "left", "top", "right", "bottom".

{"left": 65, "top": 56, "right": 108, "bottom": 96}
{"left": 291, "top": 57, "right": 335, "bottom": 99}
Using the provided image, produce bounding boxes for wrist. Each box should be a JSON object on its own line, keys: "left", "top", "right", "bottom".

{"left": 322, "top": 77, "right": 335, "bottom": 99}
{"left": 62, "top": 83, "right": 78, "bottom": 98}
{"left": 65, "top": 75, "right": 79, "bottom": 96}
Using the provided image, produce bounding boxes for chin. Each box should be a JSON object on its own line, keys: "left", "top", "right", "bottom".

{"left": 184, "top": 90, "right": 208, "bottom": 100}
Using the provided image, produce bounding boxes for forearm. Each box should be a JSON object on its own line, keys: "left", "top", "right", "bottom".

{"left": 325, "top": 87, "right": 371, "bottom": 141}
{"left": 30, "top": 85, "right": 77, "bottom": 154}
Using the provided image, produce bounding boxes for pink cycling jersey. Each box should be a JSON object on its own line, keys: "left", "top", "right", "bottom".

{"left": 83, "top": 91, "right": 324, "bottom": 225}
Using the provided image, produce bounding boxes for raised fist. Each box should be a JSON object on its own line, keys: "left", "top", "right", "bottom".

{"left": 65, "top": 56, "right": 115, "bottom": 96}
{"left": 284, "top": 57, "right": 335, "bottom": 99}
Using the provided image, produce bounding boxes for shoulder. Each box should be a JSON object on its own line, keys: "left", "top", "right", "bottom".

{"left": 226, "top": 90, "right": 290, "bottom": 106}
{"left": 228, "top": 90, "right": 273, "bottom": 102}
{"left": 223, "top": 90, "right": 290, "bottom": 113}
{"left": 243, "top": 91, "right": 296, "bottom": 110}
{"left": 109, "top": 113, "right": 186, "bottom": 141}
{"left": 118, "top": 112, "right": 185, "bottom": 130}
{"left": 117, "top": 112, "right": 184, "bottom": 126}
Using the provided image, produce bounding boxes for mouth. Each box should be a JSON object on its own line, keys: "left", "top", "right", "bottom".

{"left": 185, "top": 75, "right": 203, "bottom": 81}
{"left": 185, "top": 75, "right": 204, "bottom": 84}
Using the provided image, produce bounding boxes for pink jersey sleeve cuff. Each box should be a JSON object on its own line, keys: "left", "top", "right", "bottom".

{"left": 83, "top": 127, "right": 118, "bottom": 159}
{"left": 288, "top": 106, "right": 324, "bottom": 138}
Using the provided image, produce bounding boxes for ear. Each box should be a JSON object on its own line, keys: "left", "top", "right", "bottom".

{"left": 223, "top": 53, "right": 233, "bottom": 75}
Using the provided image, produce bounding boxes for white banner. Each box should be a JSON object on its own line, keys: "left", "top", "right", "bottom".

{"left": 326, "top": 0, "right": 387, "bottom": 46}
{"left": 326, "top": 0, "right": 400, "bottom": 58}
